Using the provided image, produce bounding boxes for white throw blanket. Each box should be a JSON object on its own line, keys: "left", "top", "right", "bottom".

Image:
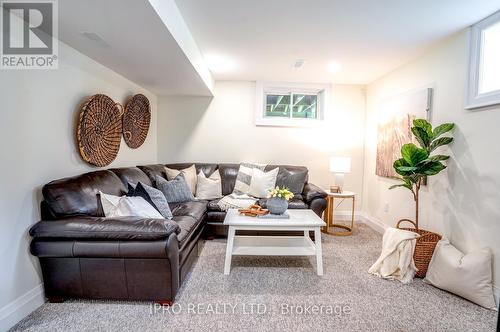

{"left": 368, "top": 227, "right": 420, "bottom": 284}
{"left": 217, "top": 193, "right": 257, "bottom": 211}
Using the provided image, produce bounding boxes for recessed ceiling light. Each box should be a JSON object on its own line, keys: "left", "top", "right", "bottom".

{"left": 292, "top": 59, "right": 305, "bottom": 69}
{"left": 81, "top": 32, "right": 110, "bottom": 48}
{"left": 204, "top": 54, "right": 236, "bottom": 73}
{"left": 328, "top": 61, "right": 342, "bottom": 73}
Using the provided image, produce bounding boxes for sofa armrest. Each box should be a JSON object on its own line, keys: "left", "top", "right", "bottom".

{"left": 302, "top": 183, "right": 327, "bottom": 203}
{"left": 29, "top": 216, "right": 180, "bottom": 241}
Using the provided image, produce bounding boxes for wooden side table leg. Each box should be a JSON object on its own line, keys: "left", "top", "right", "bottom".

{"left": 330, "top": 196, "right": 335, "bottom": 232}
{"left": 351, "top": 196, "right": 355, "bottom": 232}
{"left": 322, "top": 196, "right": 332, "bottom": 234}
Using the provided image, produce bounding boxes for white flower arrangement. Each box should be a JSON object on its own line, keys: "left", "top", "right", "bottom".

{"left": 267, "top": 186, "right": 294, "bottom": 201}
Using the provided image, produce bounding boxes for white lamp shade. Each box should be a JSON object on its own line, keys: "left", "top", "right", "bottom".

{"left": 329, "top": 157, "right": 351, "bottom": 173}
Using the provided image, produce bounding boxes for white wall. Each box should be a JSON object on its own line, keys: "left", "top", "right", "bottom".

{"left": 158, "top": 81, "right": 366, "bottom": 210}
{"left": 363, "top": 30, "right": 500, "bottom": 291}
{"left": 0, "top": 40, "right": 157, "bottom": 329}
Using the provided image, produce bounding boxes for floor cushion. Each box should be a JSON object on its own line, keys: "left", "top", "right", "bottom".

{"left": 425, "top": 239, "right": 497, "bottom": 310}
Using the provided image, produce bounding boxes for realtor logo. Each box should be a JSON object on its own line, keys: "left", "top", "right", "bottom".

{"left": 1, "top": 0, "right": 58, "bottom": 69}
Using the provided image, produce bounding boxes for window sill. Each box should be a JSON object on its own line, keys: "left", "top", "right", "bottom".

{"left": 255, "top": 117, "right": 322, "bottom": 128}
{"left": 465, "top": 90, "right": 500, "bottom": 110}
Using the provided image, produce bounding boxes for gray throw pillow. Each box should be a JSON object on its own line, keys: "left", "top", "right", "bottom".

{"left": 276, "top": 168, "right": 308, "bottom": 195}
{"left": 128, "top": 182, "right": 173, "bottom": 219}
{"left": 155, "top": 174, "right": 195, "bottom": 203}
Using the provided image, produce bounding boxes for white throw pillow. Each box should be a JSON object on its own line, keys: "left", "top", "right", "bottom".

{"left": 424, "top": 239, "right": 497, "bottom": 310}
{"left": 165, "top": 165, "right": 197, "bottom": 195}
{"left": 248, "top": 167, "right": 279, "bottom": 198}
{"left": 195, "top": 170, "right": 222, "bottom": 200}
{"left": 99, "top": 192, "right": 163, "bottom": 219}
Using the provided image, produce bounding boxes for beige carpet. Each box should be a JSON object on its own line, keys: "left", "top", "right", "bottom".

{"left": 11, "top": 224, "right": 497, "bottom": 331}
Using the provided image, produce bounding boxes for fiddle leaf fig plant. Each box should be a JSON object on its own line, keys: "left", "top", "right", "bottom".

{"left": 389, "top": 119, "right": 454, "bottom": 229}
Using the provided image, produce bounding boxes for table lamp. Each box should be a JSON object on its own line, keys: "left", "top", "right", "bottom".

{"left": 329, "top": 157, "right": 351, "bottom": 193}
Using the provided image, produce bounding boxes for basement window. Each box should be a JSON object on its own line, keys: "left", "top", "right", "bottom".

{"left": 255, "top": 82, "right": 329, "bottom": 127}
{"left": 466, "top": 11, "right": 500, "bottom": 109}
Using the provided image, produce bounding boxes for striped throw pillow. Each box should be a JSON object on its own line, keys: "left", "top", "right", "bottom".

{"left": 233, "top": 162, "right": 266, "bottom": 195}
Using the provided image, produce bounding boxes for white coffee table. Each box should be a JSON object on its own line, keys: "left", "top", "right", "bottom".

{"left": 223, "top": 209, "right": 326, "bottom": 275}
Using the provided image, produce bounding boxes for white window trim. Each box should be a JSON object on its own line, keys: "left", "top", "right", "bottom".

{"left": 255, "top": 81, "right": 330, "bottom": 127}
{"left": 466, "top": 11, "right": 500, "bottom": 110}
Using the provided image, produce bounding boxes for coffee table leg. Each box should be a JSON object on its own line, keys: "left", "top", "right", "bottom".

{"left": 314, "top": 228, "right": 323, "bottom": 276}
{"left": 224, "top": 226, "right": 235, "bottom": 275}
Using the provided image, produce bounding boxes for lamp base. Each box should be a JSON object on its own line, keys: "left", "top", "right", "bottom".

{"left": 329, "top": 185, "right": 342, "bottom": 193}
{"left": 332, "top": 173, "right": 345, "bottom": 193}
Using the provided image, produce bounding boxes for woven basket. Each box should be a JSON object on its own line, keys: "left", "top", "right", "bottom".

{"left": 123, "top": 94, "right": 151, "bottom": 149}
{"left": 77, "top": 94, "right": 123, "bottom": 167}
{"left": 396, "top": 219, "right": 441, "bottom": 278}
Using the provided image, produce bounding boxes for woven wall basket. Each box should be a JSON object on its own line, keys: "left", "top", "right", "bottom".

{"left": 77, "top": 94, "right": 123, "bottom": 167}
{"left": 123, "top": 94, "right": 151, "bottom": 149}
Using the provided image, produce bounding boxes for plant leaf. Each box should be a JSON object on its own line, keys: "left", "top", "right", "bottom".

{"left": 432, "top": 123, "right": 454, "bottom": 139}
{"left": 420, "top": 161, "right": 446, "bottom": 175}
{"left": 413, "top": 119, "right": 433, "bottom": 136}
{"left": 401, "top": 143, "right": 429, "bottom": 166}
{"left": 396, "top": 166, "right": 418, "bottom": 172}
{"left": 427, "top": 154, "right": 450, "bottom": 162}
{"left": 411, "top": 127, "right": 431, "bottom": 148}
{"left": 389, "top": 184, "right": 411, "bottom": 190}
{"left": 389, "top": 177, "right": 413, "bottom": 191}
{"left": 393, "top": 158, "right": 412, "bottom": 176}
{"left": 429, "top": 137, "right": 453, "bottom": 152}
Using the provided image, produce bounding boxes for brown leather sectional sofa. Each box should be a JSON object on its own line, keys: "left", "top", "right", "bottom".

{"left": 29, "top": 163, "right": 327, "bottom": 304}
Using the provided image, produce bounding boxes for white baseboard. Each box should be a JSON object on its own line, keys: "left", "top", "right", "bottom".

{"left": 0, "top": 284, "right": 45, "bottom": 332}
{"left": 335, "top": 210, "right": 388, "bottom": 234}
{"left": 358, "top": 212, "right": 390, "bottom": 234}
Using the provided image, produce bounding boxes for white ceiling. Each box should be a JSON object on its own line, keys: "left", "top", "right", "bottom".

{"left": 175, "top": 0, "right": 500, "bottom": 84}
{"left": 58, "top": 0, "right": 213, "bottom": 96}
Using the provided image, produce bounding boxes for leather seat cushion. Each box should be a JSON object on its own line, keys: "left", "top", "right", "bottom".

{"left": 258, "top": 197, "right": 308, "bottom": 209}
{"left": 29, "top": 216, "right": 180, "bottom": 240}
{"left": 173, "top": 215, "right": 203, "bottom": 248}
{"left": 170, "top": 201, "right": 207, "bottom": 221}
{"left": 31, "top": 239, "right": 173, "bottom": 258}
{"left": 206, "top": 199, "right": 223, "bottom": 212}
{"left": 169, "top": 201, "right": 207, "bottom": 249}
{"left": 206, "top": 211, "right": 226, "bottom": 223}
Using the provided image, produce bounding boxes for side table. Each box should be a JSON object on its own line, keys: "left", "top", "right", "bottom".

{"left": 322, "top": 191, "right": 356, "bottom": 236}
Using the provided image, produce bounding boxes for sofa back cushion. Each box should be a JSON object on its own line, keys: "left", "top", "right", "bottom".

{"left": 217, "top": 164, "right": 240, "bottom": 195}
{"left": 266, "top": 165, "right": 309, "bottom": 182}
{"left": 165, "top": 163, "right": 219, "bottom": 178}
{"left": 137, "top": 164, "right": 168, "bottom": 186}
{"left": 270, "top": 165, "right": 309, "bottom": 195}
{"left": 165, "top": 163, "right": 308, "bottom": 196}
{"left": 42, "top": 170, "right": 127, "bottom": 218}
{"left": 110, "top": 167, "right": 152, "bottom": 188}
